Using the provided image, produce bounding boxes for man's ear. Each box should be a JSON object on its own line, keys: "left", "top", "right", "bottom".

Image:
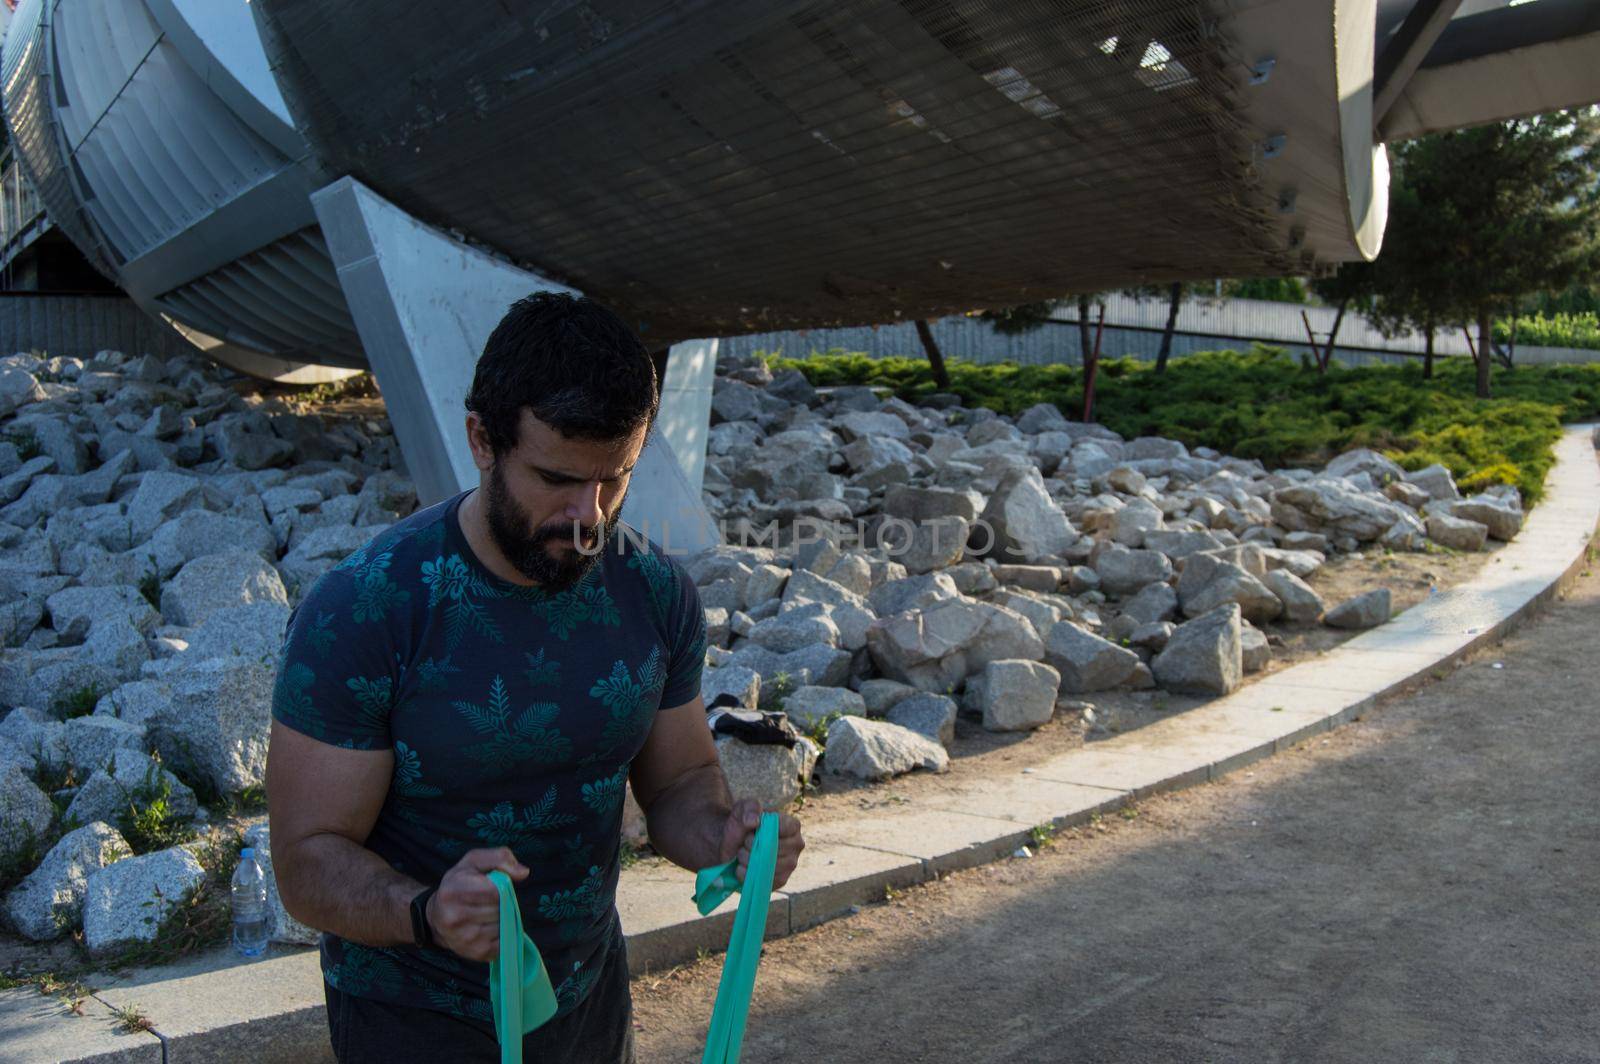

{"left": 465, "top": 412, "right": 496, "bottom": 472}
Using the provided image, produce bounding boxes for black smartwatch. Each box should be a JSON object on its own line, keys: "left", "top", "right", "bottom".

{"left": 410, "top": 884, "right": 440, "bottom": 949}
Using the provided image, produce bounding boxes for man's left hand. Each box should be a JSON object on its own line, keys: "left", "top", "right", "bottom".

{"left": 717, "top": 798, "right": 803, "bottom": 891}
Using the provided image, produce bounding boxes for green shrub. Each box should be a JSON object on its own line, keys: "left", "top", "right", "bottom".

{"left": 802, "top": 710, "right": 844, "bottom": 748}
{"left": 3, "top": 428, "right": 40, "bottom": 462}
{"left": 760, "top": 669, "right": 795, "bottom": 712}
{"left": 772, "top": 346, "right": 1600, "bottom": 504}
{"left": 118, "top": 759, "right": 197, "bottom": 855}
{"left": 0, "top": 827, "right": 46, "bottom": 893}
{"left": 54, "top": 685, "right": 103, "bottom": 720}
{"left": 1222, "top": 277, "right": 1309, "bottom": 304}
{"left": 1495, "top": 312, "right": 1600, "bottom": 351}
{"left": 295, "top": 372, "right": 375, "bottom": 406}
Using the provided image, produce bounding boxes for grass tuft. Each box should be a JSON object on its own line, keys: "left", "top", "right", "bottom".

{"left": 0, "top": 826, "right": 47, "bottom": 894}
{"left": 111, "top": 1003, "right": 154, "bottom": 1034}
{"left": 54, "top": 685, "right": 103, "bottom": 720}
{"left": 116, "top": 758, "right": 197, "bottom": 855}
{"left": 801, "top": 710, "right": 844, "bottom": 749}
{"left": 3, "top": 427, "right": 40, "bottom": 462}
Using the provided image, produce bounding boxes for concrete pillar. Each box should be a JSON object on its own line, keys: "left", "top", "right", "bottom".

{"left": 310, "top": 176, "right": 719, "bottom": 553}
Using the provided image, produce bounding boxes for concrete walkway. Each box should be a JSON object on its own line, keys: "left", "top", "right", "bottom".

{"left": 635, "top": 560, "right": 1600, "bottom": 1063}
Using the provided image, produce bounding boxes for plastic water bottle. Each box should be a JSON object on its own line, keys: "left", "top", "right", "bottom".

{"left": 232, "top": 848, "right": 270, "bottom": 956}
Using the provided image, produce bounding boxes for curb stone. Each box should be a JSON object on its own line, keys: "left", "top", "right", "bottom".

{"left": 6, "top": 425, "right": 1595, "bottom": 1063}
{"left": 0, "top": 987, "right": 162, "bottom": 1063}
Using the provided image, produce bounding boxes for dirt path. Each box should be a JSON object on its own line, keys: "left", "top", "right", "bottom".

{"left": 632, "top": 559, "right": 1600, "bottom": 1063}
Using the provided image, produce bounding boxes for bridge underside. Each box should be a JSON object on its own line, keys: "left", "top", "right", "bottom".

{"left": 253, "top": 0, "right": 1359, "bottom": 347}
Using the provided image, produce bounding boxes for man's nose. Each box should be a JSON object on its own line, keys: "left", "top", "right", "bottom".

{"left": 566, "top": 481, "right": 604, "bottom": 529}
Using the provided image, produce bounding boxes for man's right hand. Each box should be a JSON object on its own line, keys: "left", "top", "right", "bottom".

{"left": 425, "top": 847, "right": 529, "bottom": 962}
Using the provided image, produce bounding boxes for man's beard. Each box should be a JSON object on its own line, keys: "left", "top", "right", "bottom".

{"left": 485, "top": 461, "right": 622, "bottom": 591}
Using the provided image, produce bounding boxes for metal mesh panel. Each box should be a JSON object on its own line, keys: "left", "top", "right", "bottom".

{"left": 255, "top": 0, "right": 1292, "bottom": 345}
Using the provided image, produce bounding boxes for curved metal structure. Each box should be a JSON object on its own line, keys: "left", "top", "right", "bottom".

{"left": 0, "top": 0, "right": 362, "bottom": 381}
{"left": 254, "top": 0, "right": 1386, "bottom": 346}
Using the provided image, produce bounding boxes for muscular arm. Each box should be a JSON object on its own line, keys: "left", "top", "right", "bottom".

{"left": 629, "top": 695, "right": 803, "bottom": 888}
{"left": 628, "top": 695, "right": 733, "bottom": 872}
{"left": 265, "top": 720, "right": 420, "bottom": 946}
{"left": 266, "top": 721, "right": 524, "bottom": 960}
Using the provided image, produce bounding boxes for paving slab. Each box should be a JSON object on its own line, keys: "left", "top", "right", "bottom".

{"left": 1091, "top": 715, "right": 1277, "bottom": 780}
{"left": 618, "top": 861, "right": 789, "bottom": 977}
{"left": 1230, "top": 678, "right": 1375, "bottom": 724}
{"left": 1029, "top": 746, "right": 1209, "bottom": 797}
{"left": 1268, "top": 646, "right": 1448, "bottom": 701}
{"left": 773, "top": 841, "right": 925, "bottom": 933}
{"left": 918, "top": 774, "right": 1125, "bottom": 829}
{"left": 0, "top": 987, "right": 162, "bottom": 1064}
{"left": 89, "top": 948, "right": 328, "bottom": 1064}
{"left": 803, "top": 808, "right": 1034, "bottom": 876}
{"left": 1175, "top": 695, "right": 1333, "bottom": 751}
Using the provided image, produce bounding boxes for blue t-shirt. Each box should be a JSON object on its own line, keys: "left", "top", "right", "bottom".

{"left": 271, "top": 491, "right": 706, "bottom": 1022}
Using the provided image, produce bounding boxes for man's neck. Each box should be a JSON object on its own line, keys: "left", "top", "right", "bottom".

{"left": 456, "top": 487, "right": 540, "bottom": 587}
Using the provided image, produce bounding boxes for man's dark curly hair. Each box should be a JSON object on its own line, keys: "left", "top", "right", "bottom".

{"left": 465, "top": 291, "right": 659, "bottom": 455}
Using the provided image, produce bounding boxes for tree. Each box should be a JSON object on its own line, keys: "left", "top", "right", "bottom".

{"left": 1125, "top": 282, "right": 1207, "bottom": 372}
{"left": 912, "top": 319, "right": 951, "bottom": 390}
{"left": 979, "top": 294, "right": 1102, "bottom": 359}
{"left": 1528, "top": 282, "right": 1599, "bottom": 317}
{"left": 1155, "top": 282, "right": 1183, "bottom": 373}
{"left": 979, "top": 300, "right": 1063, "bottom": 335}
{"left": 1307, "top": 261, "right": 1376, "bottom": 374}
{"left": 1386, "top": 109, "right": 1600, "bottom": 397}
{"left": 1361, "top": 171, "right": 1464, "bottom": 379}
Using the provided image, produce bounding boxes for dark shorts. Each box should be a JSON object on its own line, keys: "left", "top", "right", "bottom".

{"left": 324, "top": 936, "right": 635, "bottom": 1064}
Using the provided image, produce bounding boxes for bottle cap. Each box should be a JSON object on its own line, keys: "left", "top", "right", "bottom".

{"left": 240, "top": 847, "right": 255, "bottom": 858}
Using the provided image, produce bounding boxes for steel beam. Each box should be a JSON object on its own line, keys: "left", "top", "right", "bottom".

{"left": 1373, "top": 0, "right": 1464, "bottom": 127}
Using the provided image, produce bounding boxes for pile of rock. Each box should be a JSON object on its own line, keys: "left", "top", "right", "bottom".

{"left": 0, "top": 347, "right": 413, "bottom": 948}
{"left": 0, "top": 340, "right": 1529, "bottom": 940}
{"left": 691, "top": 353, "right": 1525, "bottom": 799}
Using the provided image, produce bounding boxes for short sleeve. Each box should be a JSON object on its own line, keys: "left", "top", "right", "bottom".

{"left": 656, "top": 554, "right": 707, "bottom": 709}
{"left": 271, "top": 565, "right": 401, "bottom": 751}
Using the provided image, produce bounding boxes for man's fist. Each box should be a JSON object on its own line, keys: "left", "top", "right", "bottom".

{"left": 717, "top": 798, "right": 804, "bottom": 892}
{"left": 425, "top": 847, "right": 528, "bottom": 962}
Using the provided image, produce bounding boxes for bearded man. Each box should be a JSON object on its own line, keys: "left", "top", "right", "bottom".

{"left": 266, "top": 292, "right": 804, "bottom": 1063}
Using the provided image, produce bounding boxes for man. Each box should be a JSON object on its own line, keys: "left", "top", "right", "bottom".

{"left": 266, "top": 292, "right": 804, "bottom": 1063}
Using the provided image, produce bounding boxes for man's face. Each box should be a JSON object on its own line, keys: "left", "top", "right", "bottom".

{"left": 471, "top": 409, "right": 647, "bottom": 591}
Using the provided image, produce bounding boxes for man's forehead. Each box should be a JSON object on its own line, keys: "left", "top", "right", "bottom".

{"left": 515, "top": 410, "right": 645, "bottom": 477}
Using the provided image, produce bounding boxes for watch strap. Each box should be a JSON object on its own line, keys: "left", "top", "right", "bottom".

{"left": 410, "top": 883, "right": 440, "bottom": 948}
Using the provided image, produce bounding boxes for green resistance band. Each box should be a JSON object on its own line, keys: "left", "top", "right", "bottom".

{"left": 487, "top": 813, "right": 778, "bottom": 1064}
{"left": 486, "top": 869, "right": 558, "bottom": 1064}
{"left": 690, "top": 812, "right": 781, "bottom": 1064}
